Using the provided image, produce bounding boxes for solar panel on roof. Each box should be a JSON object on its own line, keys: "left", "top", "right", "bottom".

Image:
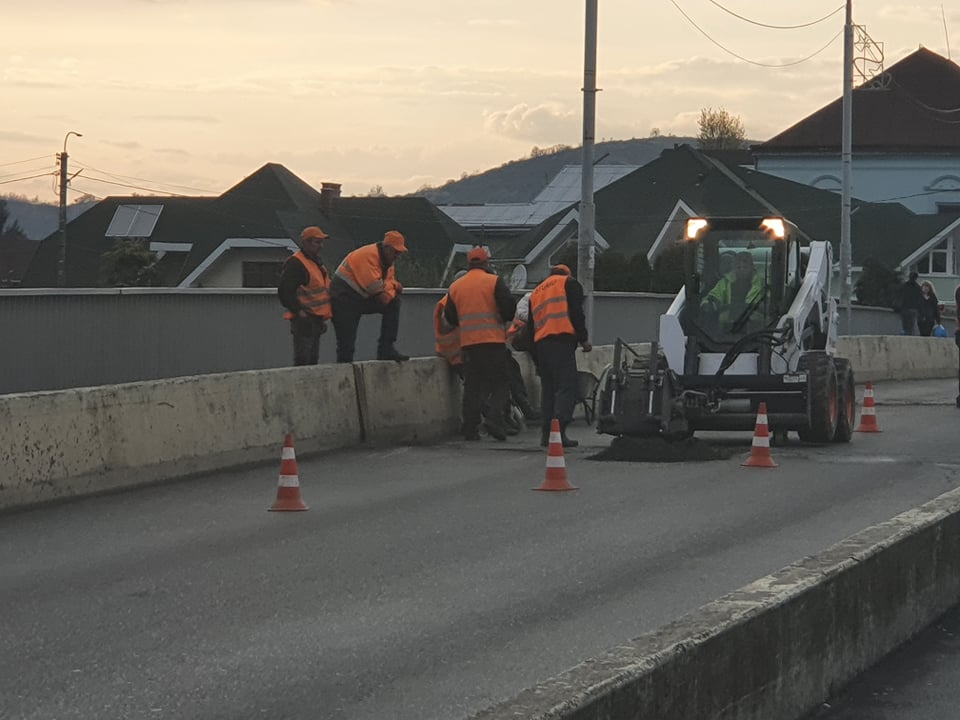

{"left": 105, "top": 204, "right": 163, "bottom": 238}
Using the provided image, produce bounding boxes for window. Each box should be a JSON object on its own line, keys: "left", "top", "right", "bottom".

{"left": 242, "top": 261, "right": 283, "bottom": 288}
{"left": 914, "top": 237, "right": 954, "bottom": 276}
{"left": 105, "top": 204, "right": 163, "bottom": 238}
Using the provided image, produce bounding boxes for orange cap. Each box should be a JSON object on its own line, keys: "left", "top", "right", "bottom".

{"left": 383, "top": 230, "right": 408, "bottom": 253}
{"left": 552, "top": 264, "right": 572, "bottom": 276}
{"left": 467, "top": 247, "right": 489, "bottom": 264}
{"left": 300, "top": 226, "right": 329, "bottom": 242}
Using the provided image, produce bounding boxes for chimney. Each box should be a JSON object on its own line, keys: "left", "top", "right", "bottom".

{"left": 320, "top": 182, "right": 342, "bottom": 211}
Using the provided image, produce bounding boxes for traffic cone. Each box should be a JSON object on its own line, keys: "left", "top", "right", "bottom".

{"left": 743, "top": 402, "right": 777, "bottom": 468}
{"left": 855, "top": 381, "right": 881, "bottom": 433}
{"left": 534, "top": 419, "right": 578, "bottom": 491}
{"left": 269, "top": 433, "right": 309, "bottom": 511}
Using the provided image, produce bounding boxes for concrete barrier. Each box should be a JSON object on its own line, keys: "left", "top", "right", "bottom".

{"left": 470, "top": 486, "right": 960, "bottom": 720}
{"left": 1, "top": 336, "right": 956, "bottom": 512}
{"left": 0, "top": 365, "right": 360, "bottom": 511}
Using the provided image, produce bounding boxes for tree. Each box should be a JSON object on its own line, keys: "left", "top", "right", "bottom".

{"left": 98, "top": 240, "right": 158, "bottom": 287}
{"left": 648, "top": 242, "right": 685, "bottom": 294}
{"left": 548, "top": 244, "right": 653, "bottom": 291}
{"left": 854, "top": 258, "right": 902, "bottom": 309}
{"left": 696, "top": 107, "right": 746, "bottom": 151}
{"left": 367, "top": 185, "right": 386, "bottom": 197}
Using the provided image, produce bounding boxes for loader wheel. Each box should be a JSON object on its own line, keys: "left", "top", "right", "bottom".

{"left": 797, "top": 352, "right": 838, "bottom": 443}
{"left": 831, "top": 358, "right": 855, "bottom": 443}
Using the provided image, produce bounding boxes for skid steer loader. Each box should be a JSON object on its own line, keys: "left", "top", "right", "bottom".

{"left": 596, "top": 216, "right": 855, "bottom": 443}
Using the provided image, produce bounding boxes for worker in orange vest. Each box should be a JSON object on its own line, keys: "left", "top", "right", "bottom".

{"left": 444, "top": 247, "right": 517, "bottom": 441}
{"left": 330, "top": 230, "right": 409, "bottom": 363}
{"left": 529, "top": 264, "right": 591, "bottom": 447}
{"left": 434, "top": 270, "right": 467, "bottom": 375}
{"left": 278, "top": 226, "right": 332, "bottom": 366}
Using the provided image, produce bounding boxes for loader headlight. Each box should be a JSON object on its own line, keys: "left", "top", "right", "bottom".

{"left": 686, "top": 218, "right": 708, "bottom": 240}
{"left": 760, "top": 217, "right": 786, "bottom": 239}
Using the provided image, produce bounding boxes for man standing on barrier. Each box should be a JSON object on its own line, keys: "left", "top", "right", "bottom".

{"left": 278, "top": 226, "right": 332, "bottom": 366}
{"left": 530, "top": 264, "right": 591, "bottom": 448}
{"left": 330, "top": 230, "right": 410, "bottom": 363}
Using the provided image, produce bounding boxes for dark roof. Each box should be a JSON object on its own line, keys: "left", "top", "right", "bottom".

{"left": 22, "top": 164, "right": 475, "bottom": 287}
{"left": 756, "top": 47, "right": 960, "bottom": 153}
{"left": 507, "top": 143, "right": 956, "bottom": 269}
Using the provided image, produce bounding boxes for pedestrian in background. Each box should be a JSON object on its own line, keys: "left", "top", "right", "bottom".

{"left": 278, "top": 226, "right": 331, "bottom": 366}
{"left": 917, "top": 280, "right": 940, "bottom": 337}
{"left": 330, "top": 230, "right": 410, "bottom": 363}
{"left": 529, "top": 264, "right": 591, "bottom": 448}
{"left": 444, "top": 248, "right": 517, "bottom": 441}
{"left": 898, "top": 271, "right": 923, "bottom": 335}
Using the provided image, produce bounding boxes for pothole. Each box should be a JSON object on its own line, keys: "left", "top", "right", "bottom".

{"left": 588, "top": 436, "right": 742, "bottom": 462}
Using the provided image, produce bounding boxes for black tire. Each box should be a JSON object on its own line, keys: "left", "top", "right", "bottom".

{"left": 832, "top": 358, "right": 855, "bottom": 443}
{"left": 797, "top": 352, "right": 838, "bottom": 443}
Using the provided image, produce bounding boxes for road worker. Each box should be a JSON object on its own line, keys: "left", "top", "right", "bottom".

{"left": 434, "top": 270, "right": 467, "bottom": 376}
{"left": 444, "top": 248, "right": 517, "bottom": 441}
{"left": 529, "top": 264, "right": 591, "bottom": 448}
{"left": 330, "top": 230, "right": 409, "bottom": 363}
{"left": 278, "top": 226, "right": 332, "bottom": 366}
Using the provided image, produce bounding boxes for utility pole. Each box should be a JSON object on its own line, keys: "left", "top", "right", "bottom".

{"left": 840, "top": 1, "right": 853, "bottom": 334}
{"left": 57, "top": 131, "right": 82, "bottom": 287}
{"left": 579, "top": 0, "right": 598, "bottom": 334}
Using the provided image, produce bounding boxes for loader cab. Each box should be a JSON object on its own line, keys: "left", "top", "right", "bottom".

{"left": 680, "top": 216, "right": 802, "bottom": 358}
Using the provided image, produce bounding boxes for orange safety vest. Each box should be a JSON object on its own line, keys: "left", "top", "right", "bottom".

{"left": 448, "top": 269, "right": 506, "bottom": 347}
{"left": 283, "top": 251, "right": 332, "bottom": 320}
{"left": 530, "top": 273, "right": 575, "bottom": 342}
{"left": 335, "top": 243, "right": 400, "bottom": 301}
{"left": 434, "top": 295, "right": 462, "bottom": 366}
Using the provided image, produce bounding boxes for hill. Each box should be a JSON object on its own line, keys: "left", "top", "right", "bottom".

{"left": 413, "top": 136, "right": 699, "bottom": 205}
{"left": 0, "top": 197, "right": 97, "bottom": 242}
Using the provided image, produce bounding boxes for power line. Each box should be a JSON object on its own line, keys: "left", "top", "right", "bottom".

{"left": 70, "top": 158, "right": 219, "bottom": 195}
{"left": 0, "top": 154, "right": 52, "bottom": 169}
{"left": 0, "top": 171, "right": 56, "bottom": 186}
{"left": 706, "top": 0, "right": 844, "bottom": 30}
{"left": 76, "top": 174, "right": 186, "bottom": 196}
{"left": 0, "top": 163, "right": 54, "bottom": 181}
{"left": 668, "top": 0, "right": 843, "bottom": 68}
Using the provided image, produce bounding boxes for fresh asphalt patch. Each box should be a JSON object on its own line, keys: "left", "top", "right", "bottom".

{"left": 588, "top": 436, "right": 742, "bottom": 463}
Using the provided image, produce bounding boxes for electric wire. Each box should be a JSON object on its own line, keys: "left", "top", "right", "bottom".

{"left": 0, "top": 163, "right": 55, "bottom": 181}
{"left": 70, "top": 158, "right": 219, "bottom": 195}
{"left": 706, "top": 0, "right": 844, "bottom": 30}
{"left": 0, "top": 171, "right": 56, "bottom": 186}
{"left": 668, "top": 0, "right": 843, "bottom": 68}
{"left": 0, "top": 154, "right": 52, "bottom": 168}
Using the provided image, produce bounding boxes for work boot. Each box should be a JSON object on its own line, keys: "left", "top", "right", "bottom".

{"left": 484, "top": 419, "right": 507, "bottom": 441}
{"left": 559, "top": 423, "right": 579, "bottom": 448}
{"left": 377, "top": 346, "right": 409, "bottom": 362}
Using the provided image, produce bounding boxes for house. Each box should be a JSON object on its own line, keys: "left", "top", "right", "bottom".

{"left": 500, "top": 144, "right": 960, "bottom": 300}
{"left": 754, "top": 47, "right": 960, "bottom": 217}
{"left": 22, "top": 164, "right": 477, "bottom": 289}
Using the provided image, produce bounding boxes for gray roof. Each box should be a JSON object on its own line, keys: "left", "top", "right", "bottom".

{"left": 438, "top": 164, "right": 639, "bottom": 229}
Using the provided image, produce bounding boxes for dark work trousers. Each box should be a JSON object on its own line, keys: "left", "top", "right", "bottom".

{"left": 461, "top": 343, "right": 510, "bottom": 436}
{"left": 290, "top": 316, "right": 326, "bottom": 366}
{"left": 330, "top": 293, "right": 401, "bottom": 363}
{"left": 536, "top": 334, "right": 579, "bottom": 430}
{"left": 506, "top": 350, "right": 533, "bottom": 412}
{"left": 900, "top": 309, "right": 918, "bottom": 335}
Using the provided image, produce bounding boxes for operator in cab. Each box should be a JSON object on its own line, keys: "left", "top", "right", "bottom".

{"left": 701, "top": 251, "right": 766, "bottom": 332}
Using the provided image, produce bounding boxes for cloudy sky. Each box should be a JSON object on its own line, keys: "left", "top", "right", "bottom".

{"left": 2, "top": 1, "right": 958, "bottom": 202}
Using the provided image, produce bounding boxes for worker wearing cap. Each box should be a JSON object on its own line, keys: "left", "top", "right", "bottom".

{"left": 529, "top": 264, "right": 591, "bottom": 448}
{"left": 330, "top": 230, "right": 410, "bottom": 363}
{"left": 444, "top": 247, "right": 517, "bottom": 441}
{"left": 278, "top": 226, "right": 332, "bottom": 366}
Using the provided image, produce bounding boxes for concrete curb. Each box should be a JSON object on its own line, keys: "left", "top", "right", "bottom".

{"left": 469, "top": 486, "right": 960, "bottom": 720}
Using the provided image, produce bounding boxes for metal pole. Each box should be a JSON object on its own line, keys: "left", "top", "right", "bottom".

{"left": 840, "top": 1, "right": 853, "bottom": 334}
{"left": 57, "top": 131, "right": 82, "bottom": 288}
{"left": 579, "top": 0, "right": 598, "bottom": 335}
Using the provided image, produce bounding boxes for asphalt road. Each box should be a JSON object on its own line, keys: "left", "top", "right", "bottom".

{"left": 2, "top": 378, "right": 959, "bottom": 720}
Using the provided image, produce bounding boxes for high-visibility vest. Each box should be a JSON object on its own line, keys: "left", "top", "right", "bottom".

{"left": 434, "top": 295, "right": 462, "bottom": 366}
{"left": 530, "top": 274, "right": 574, "bottom": 342}
{"left": 335, "top": 243, "right": 399, "bottom": 300}
{"left": 448, "top": 269, "right": 506, "bottom": 347}
{"left": 703, "top": 273, "right": 765, "bottom": 325}
{"left": 282, "top": 251, "right": 331, "bottom": 320}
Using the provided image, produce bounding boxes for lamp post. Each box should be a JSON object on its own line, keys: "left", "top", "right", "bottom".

{"left": 56, "top": 130, "right": 82, "bottom": 287}
{"left": 579, "top": 0, "right": 598, "bottom": 333}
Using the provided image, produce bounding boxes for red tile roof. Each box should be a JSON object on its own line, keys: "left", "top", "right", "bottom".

{"left": 756, "top": 47, "right": 960, "bottom": 152}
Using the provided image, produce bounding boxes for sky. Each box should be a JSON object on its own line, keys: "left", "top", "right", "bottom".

{"left": 2, "top": 1, "right": 959, "bottom": 204}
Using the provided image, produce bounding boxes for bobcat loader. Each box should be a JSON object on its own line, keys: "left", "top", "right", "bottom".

{"left": 596, "top": 216, "right": 855, "bottom": 442}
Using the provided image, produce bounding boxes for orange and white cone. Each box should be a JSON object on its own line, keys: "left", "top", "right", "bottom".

{"left": 743, "top": 402, "right": 777, "bottom": 468}
{"left": 269, "top": 433, "right": 309, "bottom": 511}
{"left": 855, "top": 381, "right": 881, "bottom": 433}
{"left": 534, "top": 418, "right": 577, "bottom": 491}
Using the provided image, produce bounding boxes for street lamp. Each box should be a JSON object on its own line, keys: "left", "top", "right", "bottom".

{"left": 57, "top": 131, "right": 83, "bottom": 287}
